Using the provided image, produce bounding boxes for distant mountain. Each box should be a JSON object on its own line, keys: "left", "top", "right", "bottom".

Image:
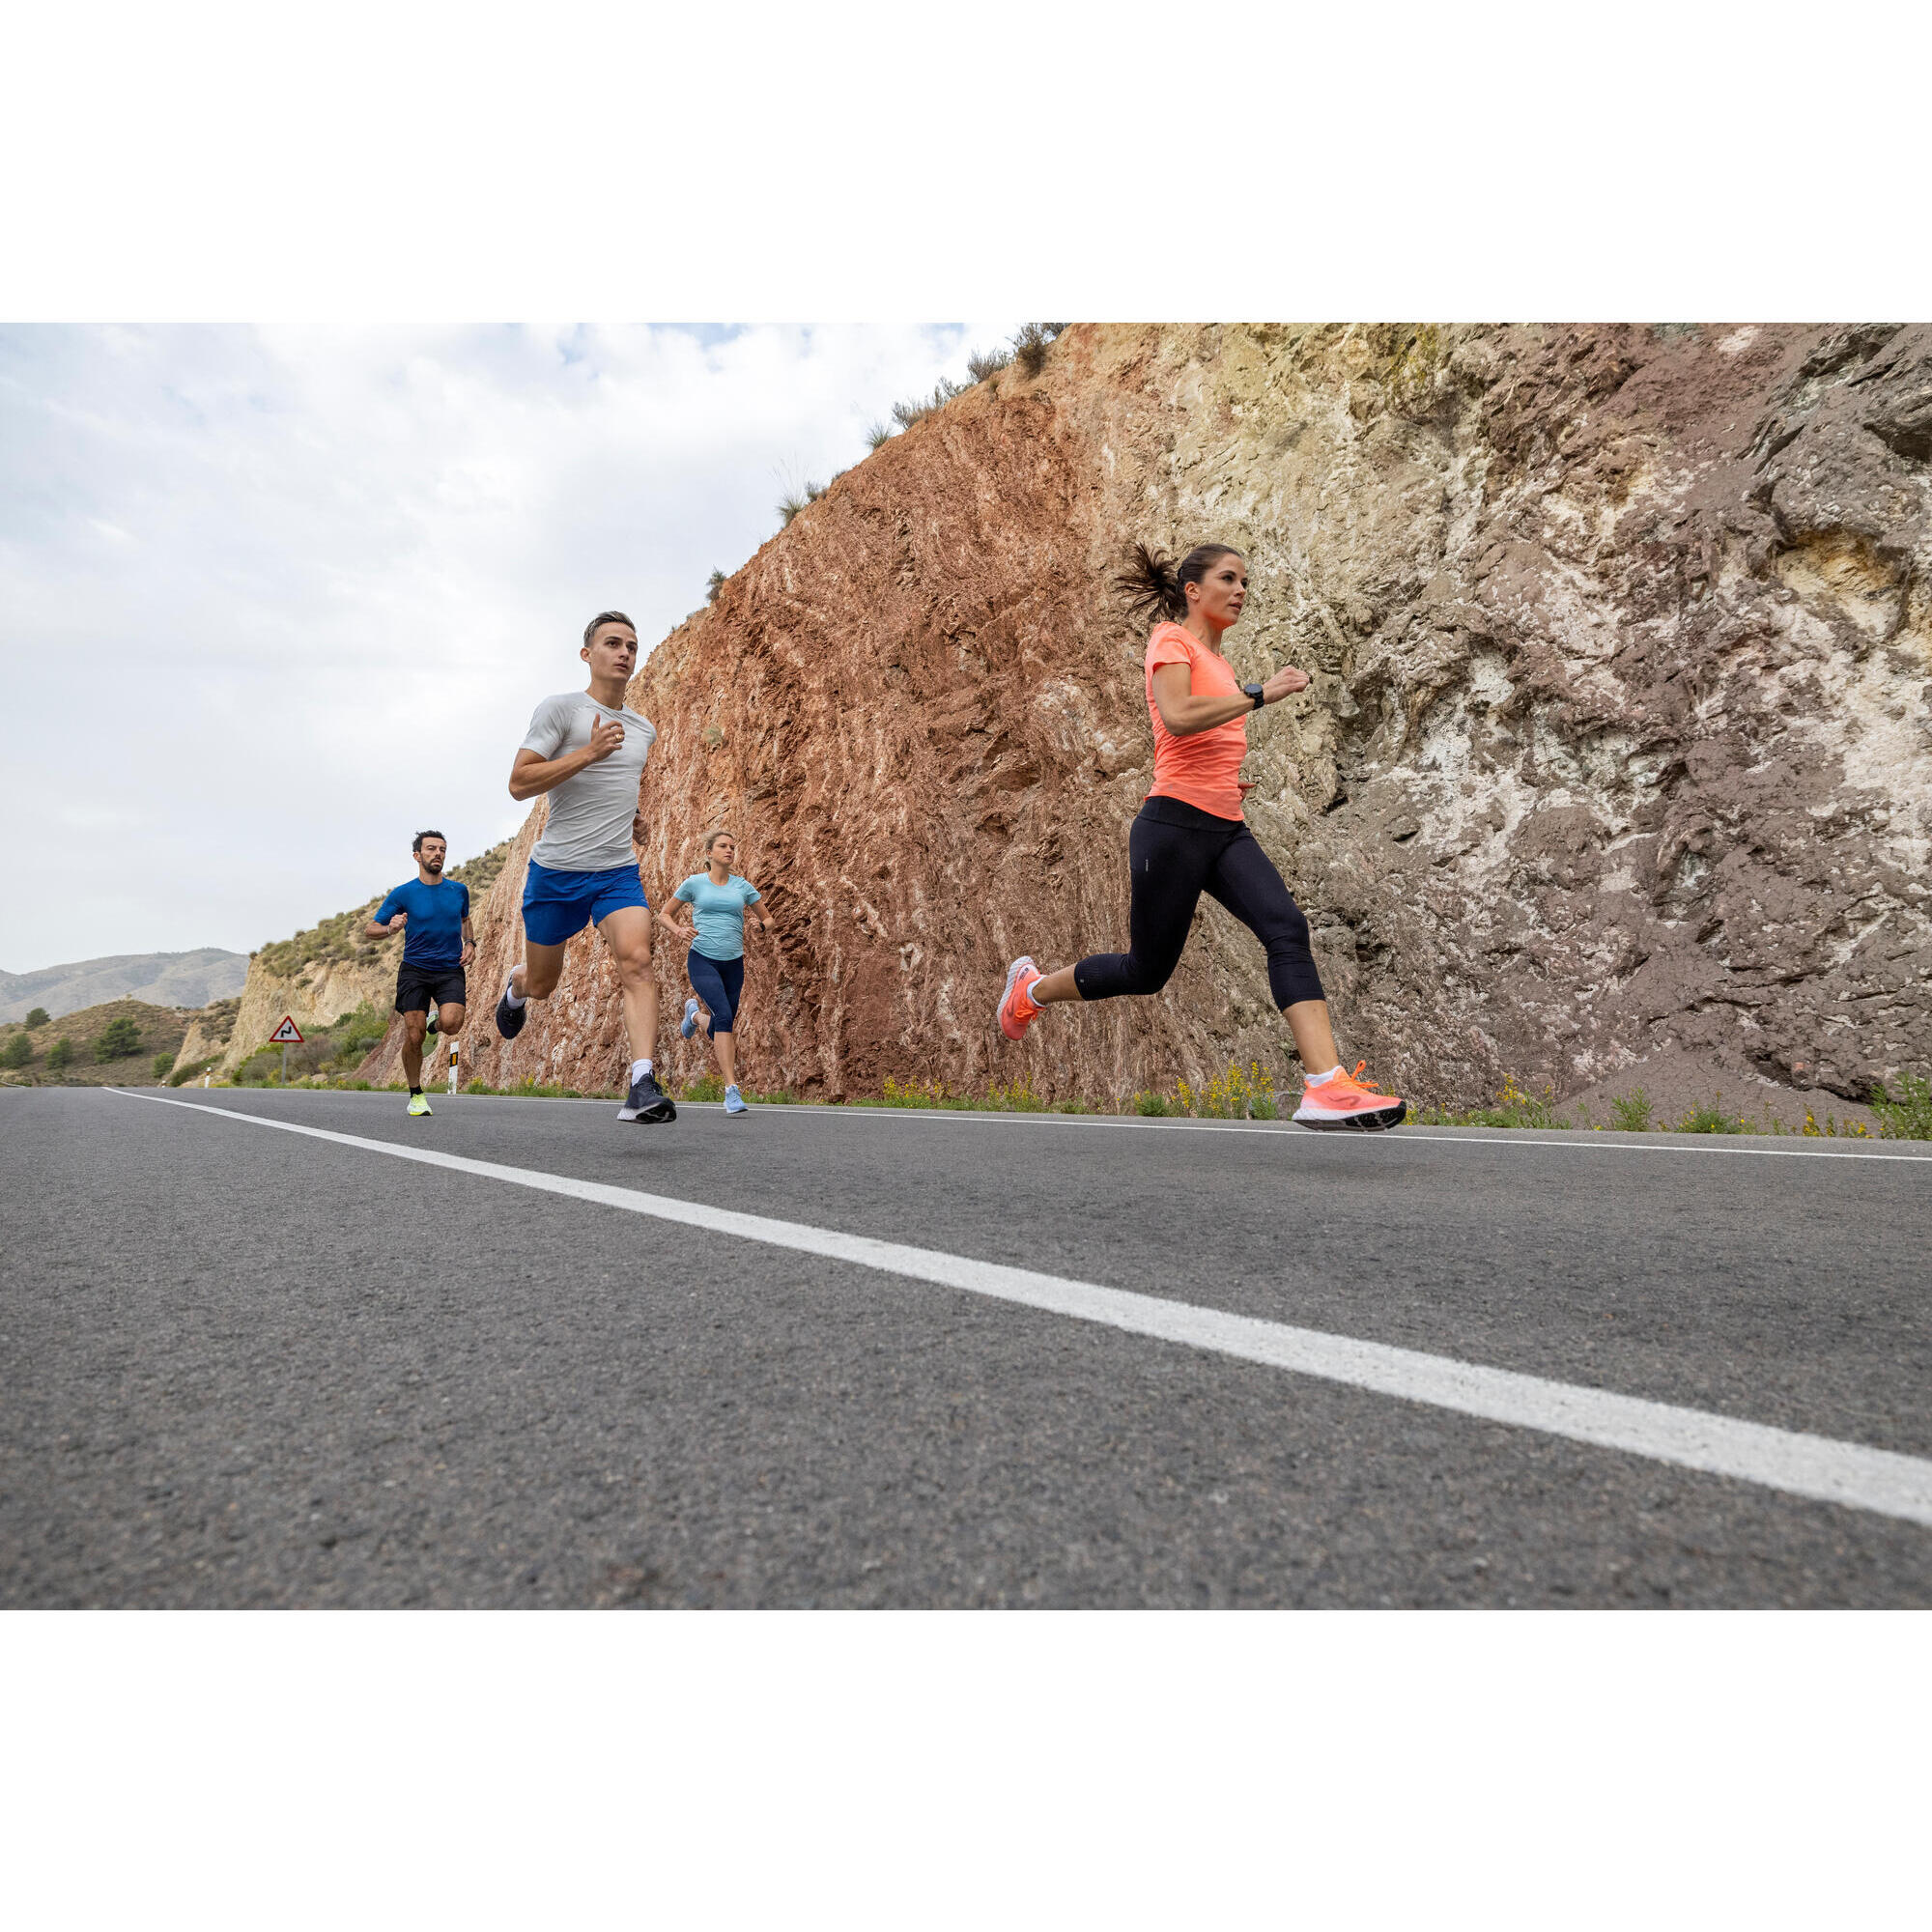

{"left": 0, "top": 949, "right": 248, "bottom": 1022}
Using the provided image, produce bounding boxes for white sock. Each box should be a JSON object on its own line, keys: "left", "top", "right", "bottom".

{"left": 503, "top": 973, "right": 526, "bottom": 1009}
{"left": 631, "top": 1058, "right": 652, "bottom": 1083}
{"left": 1305, "top": 1065, "right": 1341, "bottom": 1086}
{"left": 1025, "top": 976, "right": 1045, "bottom": 1008}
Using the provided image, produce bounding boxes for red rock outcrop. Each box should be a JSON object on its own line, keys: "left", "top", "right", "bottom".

{"left": 362, "top": 325, "right": 1932, "bottom": 1109}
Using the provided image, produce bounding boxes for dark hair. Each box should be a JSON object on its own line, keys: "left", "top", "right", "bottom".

{"left": 1114, "top": 543, "right": 1244, "bottom": 625}
{"left": 583, "top": 610, "right": 636, "bottom": 647}
{"left": 412, "top": 830, "right": 446, "bottom": 855}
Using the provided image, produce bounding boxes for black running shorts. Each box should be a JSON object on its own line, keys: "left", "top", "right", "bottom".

{"left": 394, "top": 964, "right": 468, "bottom": 1015}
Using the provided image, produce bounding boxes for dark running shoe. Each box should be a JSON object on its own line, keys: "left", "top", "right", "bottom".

{"left": 495, "top": 983, "right": 526, "bottom": 1041}
{"left": 617, "top": 1068, "right": 676, "bottom": 1124}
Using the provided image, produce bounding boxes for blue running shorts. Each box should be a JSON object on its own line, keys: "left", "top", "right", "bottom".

{"left": 522, "top": 859, "right": 648, "bottom": 946}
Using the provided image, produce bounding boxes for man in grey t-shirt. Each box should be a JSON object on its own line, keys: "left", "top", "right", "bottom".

{"left": 495, "top": 610, "right": 675, "bottom": 1124}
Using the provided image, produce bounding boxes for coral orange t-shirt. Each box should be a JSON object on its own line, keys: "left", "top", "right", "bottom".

{"left": 1144, "top": 622, "right": 1248, "bottom": 820}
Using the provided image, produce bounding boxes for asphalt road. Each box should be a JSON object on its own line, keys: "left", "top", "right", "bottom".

{"left": 3, "top": 1085, "right": 1929, "bottom": 1607}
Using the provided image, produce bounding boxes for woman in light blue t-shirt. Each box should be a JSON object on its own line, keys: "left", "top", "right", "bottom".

{"left": 657, "top": 829, "right": 777, "bottom": 1115}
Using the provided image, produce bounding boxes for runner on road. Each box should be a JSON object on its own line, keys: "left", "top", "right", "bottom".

{"left": 495, "top": 611, "right": 674, "bottom": 1124}
{"left": 366, "top": 831, "right": 473, "bottom": 1118}
{"left": 996, "top": 544, "right": 1405, "bottom": 1131}
{"left": 660, "top": 830, "right": 777, "bottom": 1117}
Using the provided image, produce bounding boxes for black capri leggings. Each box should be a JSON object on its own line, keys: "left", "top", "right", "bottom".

{"left": 1071, "top": 797, "right": 1325, "bottom": 1009}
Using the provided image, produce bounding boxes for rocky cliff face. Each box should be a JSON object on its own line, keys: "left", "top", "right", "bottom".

{"left": 379, "top": 325, "right": 1932, "bottom": 1109}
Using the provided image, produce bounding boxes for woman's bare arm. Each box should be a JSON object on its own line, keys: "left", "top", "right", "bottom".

{"left": 1150, "top": 661, "right": 1311, "bottom": 736}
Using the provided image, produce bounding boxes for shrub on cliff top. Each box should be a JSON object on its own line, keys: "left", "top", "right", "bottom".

{"left": 865, "top": 420, "right": 894, "bottom": 452}
{"left": 1011, "top": 323, "right": 1065, "bottom": 377}
{"left": 966, "top": 344, "right": 1012, "bottom": 383}
{"left": 891, "top": 377, "right": 965, "bottom": 430}
{"left": 777, "top": 488, "right": 809, "bottom": 527}
{"left": 706, "top": 569, "right": 725, "bottom": 604}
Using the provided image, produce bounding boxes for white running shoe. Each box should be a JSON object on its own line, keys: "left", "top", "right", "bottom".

{"left": 680, "top": 997, "right": 700, "bottom": 1039}
{"left": 724, "top": 1084, "right": 748, "bottom": 1116}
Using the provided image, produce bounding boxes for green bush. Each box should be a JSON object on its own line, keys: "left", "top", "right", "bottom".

{"left": 706, "top": 568, "right": 725, "bottom": 605}
{"left": 1135, "top": 1091, "right": 1175, "bottom": 1116}
{"left": 1, "top": 1034, "right": 30, "bottom": 1069}
{"left": 1609, "top": 1089, "right": 1654, "bottom": 1132}
{"left": 966, "top": 345, "right": 1012, "bottom": 383}
{"left": 682, "top": 1073, "right": 725, "bottom": 1103}
{"left": 45, "top": 1037, "right": 74, "bottom": 1069}
{"left": 1678, "top": 1097, "right": 1747, "bottom": 1134}
{"left": 169, "top": 1056, "right": 215, "bottom": 1087}
{"left": 24, "top": 1008, "right": 49, "bottom": 1029}
{"left": 327, "top": 1002, "right": 392, "bottom": 1066}
{"left": 1868, "top": 1073, "right": 1932, "bottom": 1142}
{"left": 96, "top": 1014, "right": 143, "bottom": 1061}
{"left": 153, "top": 1052, "right": 176, "bottom": 1079}
{"left": 865, "top": 421, "right": 894, "bottom": 452}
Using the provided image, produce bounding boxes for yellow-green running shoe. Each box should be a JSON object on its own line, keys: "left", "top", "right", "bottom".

{"left": 407, "top": 1092, "right": 433, "bottom": 1117}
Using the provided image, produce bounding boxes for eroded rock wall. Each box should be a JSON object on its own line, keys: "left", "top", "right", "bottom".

{"left": 374, "top": 325, "right": 1932, "bottom": 1106}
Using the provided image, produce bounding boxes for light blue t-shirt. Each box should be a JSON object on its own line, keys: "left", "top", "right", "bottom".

{"left": 674, "top": 872, "right": 762, "bottom": 960}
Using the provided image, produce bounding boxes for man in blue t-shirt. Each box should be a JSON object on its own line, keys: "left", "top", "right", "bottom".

{"left": 365, "top": 830, "right": 474, "bottom": 1116}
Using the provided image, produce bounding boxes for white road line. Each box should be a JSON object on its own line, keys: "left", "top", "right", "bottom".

{"left": 115, "top": 1090, "right": 1932, "bottom": 1529}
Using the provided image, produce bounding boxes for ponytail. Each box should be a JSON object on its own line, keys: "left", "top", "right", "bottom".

{"left": 1114, "top": 542, "right": 1243, "bottom": 626}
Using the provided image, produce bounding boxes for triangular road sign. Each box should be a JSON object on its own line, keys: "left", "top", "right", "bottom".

{"left": 269, "top": 1015, "right": 304, "bottom": 1043}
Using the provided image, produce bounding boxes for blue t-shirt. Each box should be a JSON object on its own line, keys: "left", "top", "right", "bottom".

{"left": 673, "top": 872, "right": 761, "bottom": 961}
{"left": 375, "top": 877, "right": 470, "bottom": 969}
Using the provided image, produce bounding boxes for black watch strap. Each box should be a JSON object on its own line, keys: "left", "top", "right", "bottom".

{"left": 1244, "top": 682, "right": 1265, "bottom": 710}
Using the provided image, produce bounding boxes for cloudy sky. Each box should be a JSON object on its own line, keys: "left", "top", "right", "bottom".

{"left": 0, "top": 324, "right": 1017, "bottom": 971}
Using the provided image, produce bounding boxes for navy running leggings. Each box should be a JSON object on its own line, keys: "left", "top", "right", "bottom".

{"left": 1072, "top": 797, "right": 1326, "bottom": 1009}
{"left": 687, "top": 950, "right": 745, "bottom": 1034}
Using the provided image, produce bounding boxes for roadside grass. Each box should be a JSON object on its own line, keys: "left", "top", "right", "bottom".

{"left": 464, "top": 1080, "right": 618, "bottom": 1100}
{"left": 1412, "top": 1076, "right": 1569, "bottom": 1129}
{"left": 169, "top": 1052, "right": 1932, "bottom": 1142}
{"left": 1869, "top": 1073, "right": 1932, "bottom": 1141}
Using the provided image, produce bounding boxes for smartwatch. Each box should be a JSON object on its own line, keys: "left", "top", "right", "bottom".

{"left": 1243, "top": 682, "right": 1265, "bottom": 710}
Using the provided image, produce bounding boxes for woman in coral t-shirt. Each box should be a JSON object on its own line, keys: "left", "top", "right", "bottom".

{"left": 997, "top": 542, "right": 1405, "bottom": 1130}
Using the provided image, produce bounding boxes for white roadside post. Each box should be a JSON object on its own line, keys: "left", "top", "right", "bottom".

{"left": 447, "top": 1036, "right": 459, "bottom": 1096}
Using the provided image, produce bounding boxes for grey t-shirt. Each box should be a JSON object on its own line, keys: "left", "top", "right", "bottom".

{"left": 520, "top": 692, "right": 659, "bottom": 873}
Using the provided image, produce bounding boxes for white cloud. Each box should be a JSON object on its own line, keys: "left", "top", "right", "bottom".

{"left": 0, "top": 322, "right": 1018, "bottom": 969}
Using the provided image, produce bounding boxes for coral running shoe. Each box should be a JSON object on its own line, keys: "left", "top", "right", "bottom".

{"left": 1293, "top": 1061, "right": 1406, "bottom": 1133}
{"left": 998, "top": 956, "right": 1044, "bottom": 1041}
